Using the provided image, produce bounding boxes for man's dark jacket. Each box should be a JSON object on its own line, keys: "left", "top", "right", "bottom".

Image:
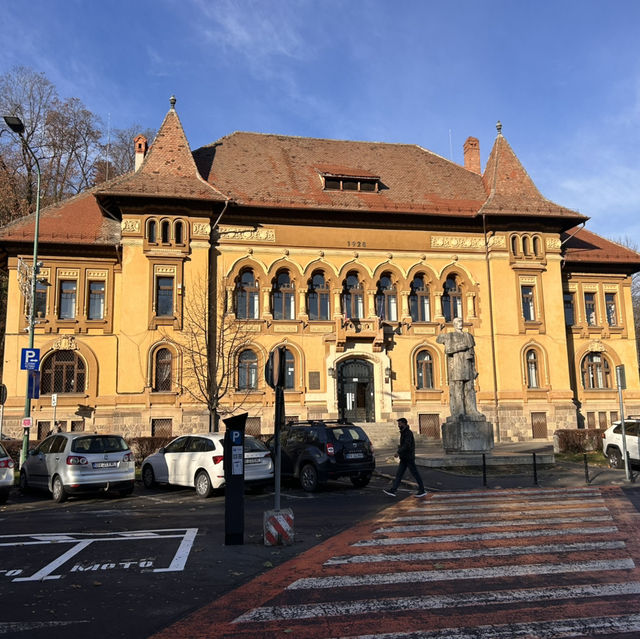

{"left": 397, "top": 426, "right": 415, "bottom": 461}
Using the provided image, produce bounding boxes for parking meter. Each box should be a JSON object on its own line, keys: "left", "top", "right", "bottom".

{"left": 223, "top": 413, "right": 247, "bottom": 545}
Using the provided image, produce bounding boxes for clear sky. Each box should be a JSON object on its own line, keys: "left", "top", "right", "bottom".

{"left": 2, "top": 0, "right": 639, "bottom": 242}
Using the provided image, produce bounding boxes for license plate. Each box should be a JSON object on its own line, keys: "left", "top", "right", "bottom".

{"left": 345, "top": 453, "right": 364, "bottom": 459}
{"left": 92, "top": 461, "right": 117, "bottom": 469}
{"left": 245, "top": 458, "right": 261, "bottom": 464}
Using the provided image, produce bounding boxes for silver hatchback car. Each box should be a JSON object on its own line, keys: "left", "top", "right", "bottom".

{"left": 20, "top": 433, "right": 135, "bottom": 502}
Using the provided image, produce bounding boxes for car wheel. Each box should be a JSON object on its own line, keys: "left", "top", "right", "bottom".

{"left": 0, "top": 487, "right": 9, "bottom": 504}
{"left": 607, "top": 448, "right": 623, "bottom": 469}
{"left": 350, "top": 472, "right": 372, "bottom": 488}
{"left": 142, "top": 465, "right": 156, "bottom": 489}
{"left": 19, "top": 470, "right": 29, "bottom": 492}
{"left": 300, "top": 463, "right": 319, "bottom": 492}
{"left": 195, "top": 470, "right": 213, "bottom": 498}
{"left": 52, "top": 476, "right": 67, "bottom": 503}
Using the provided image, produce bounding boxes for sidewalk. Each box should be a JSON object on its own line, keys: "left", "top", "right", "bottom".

{"left": 375, "top": 439, "right": 638, "bottom": 491}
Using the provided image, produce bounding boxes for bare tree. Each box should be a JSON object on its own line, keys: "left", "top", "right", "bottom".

{"left": 162, "top": 276, "right": 256, "bottom": 432}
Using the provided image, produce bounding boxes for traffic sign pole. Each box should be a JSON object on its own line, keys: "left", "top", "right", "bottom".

{"left": 0, "top": 384, "right": 6, "bottom": 441}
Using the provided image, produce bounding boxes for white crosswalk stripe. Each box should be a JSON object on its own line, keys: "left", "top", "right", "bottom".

{"left": 230, "top": 487, "right": 639, "bottom": 637}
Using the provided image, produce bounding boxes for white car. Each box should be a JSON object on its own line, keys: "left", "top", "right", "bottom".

{"left": 0, "top": 442, "right": 14, "bottom": 504}
{"left": 141, "top": 433, "right": 274, "bottom": 498}
{"left": 602, "top": 419, "right": 640, "bottom": 468}
{"left": 20, "top": 433, "right": 135, "bottom": 502}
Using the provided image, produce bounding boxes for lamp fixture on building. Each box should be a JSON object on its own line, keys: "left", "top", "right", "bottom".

{"left": 328, "top": 367, "right": 335, "bottom": 378}
{"left": 3, "top": 115, "right": 42, "bottom": 467}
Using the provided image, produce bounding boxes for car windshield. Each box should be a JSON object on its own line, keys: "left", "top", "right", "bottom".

{"left": 329, "top": 427, "right": 367, "bottom": 442}
{"left": 244, "top": 437, "right": 268, "bottom": 452}
{"left": 71, "top": 436, "right": 129, "bottom": 454}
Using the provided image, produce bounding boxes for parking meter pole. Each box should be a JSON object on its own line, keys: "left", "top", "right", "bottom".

{"left": 223, "top": 412, "right": 247, "bottom": 545}
{"left": 274, "top": 385, "right": 284, "bottom": 511}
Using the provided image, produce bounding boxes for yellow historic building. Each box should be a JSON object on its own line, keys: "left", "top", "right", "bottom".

{"left": 1, "top": 100, "right": 639, "bottom": 443}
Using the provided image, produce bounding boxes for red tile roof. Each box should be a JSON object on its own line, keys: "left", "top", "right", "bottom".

{"left": 97, "top": 105, "right": 226, "bottom": 202}
{"left": 0, "top": 186, "right": 120, "bottom": 246}
{"left": 194, "top": 132, "right": 487, "bottom": 216}
{"left": 481, "top": 133, "right": 587, "bottom": 221}
{"left": 562, "top": 226, "right": 640, "bottom": 269}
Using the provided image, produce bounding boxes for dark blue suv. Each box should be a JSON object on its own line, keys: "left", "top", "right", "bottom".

{"left": 275, "top": 420, "right": 375, "bottom": 492}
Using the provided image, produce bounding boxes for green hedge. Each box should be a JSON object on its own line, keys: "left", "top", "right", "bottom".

{"left": 553, "top": 429, "right": 605, "bottom": 454}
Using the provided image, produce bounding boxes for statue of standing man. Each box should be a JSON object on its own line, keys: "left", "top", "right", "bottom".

{"left": 436, "top": 317, "right": 480, "bottom": 418}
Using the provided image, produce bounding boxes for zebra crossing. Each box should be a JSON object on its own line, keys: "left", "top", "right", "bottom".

{"left": 151, "top": 486, "right": 640, "bottom": 638}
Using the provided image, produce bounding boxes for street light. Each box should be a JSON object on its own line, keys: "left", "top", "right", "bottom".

{"left": 3, "top": 115, "right": 42, "bottom": 467}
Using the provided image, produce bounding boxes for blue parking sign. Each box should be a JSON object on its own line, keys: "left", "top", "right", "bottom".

{"left": 21, "top": 348, "right": 40, "bottom": 371}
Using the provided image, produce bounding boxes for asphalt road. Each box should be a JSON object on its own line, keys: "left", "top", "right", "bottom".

{"left": 0, "top": 473, "right": 395, "bottom": 639}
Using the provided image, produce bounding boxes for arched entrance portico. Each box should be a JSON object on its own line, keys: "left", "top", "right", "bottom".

{"left": 337, "top": 358, "right": 375, "bottom": 422}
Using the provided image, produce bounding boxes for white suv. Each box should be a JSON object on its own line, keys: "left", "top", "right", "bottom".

{"left": 601, "top": 419, "right": 640, "bottom": 468}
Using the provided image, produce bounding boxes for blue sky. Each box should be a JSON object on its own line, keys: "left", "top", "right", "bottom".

{"left": 2, "top": 0, "right": 639, "bottom": 242}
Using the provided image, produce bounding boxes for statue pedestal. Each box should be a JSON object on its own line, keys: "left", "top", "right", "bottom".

{"left": 442, "top": 414, "right": 494, "bottom": 454}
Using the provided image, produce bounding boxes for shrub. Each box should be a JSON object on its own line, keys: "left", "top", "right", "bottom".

{"left": 553, "top": 429, "right": 605, "bottom": 454}
{"left": 127, "top": 437, "right": 173, "bottom": 466}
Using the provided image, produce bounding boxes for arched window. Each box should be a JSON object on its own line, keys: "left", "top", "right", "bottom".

{"left": 416, "top": 350, "right": 434, "bottom": 389}
{"left": 238, "top": 350, "right": 258, "bottom": 389}
{"left": 307, "top": 270, "right": 330, "bottom": 320}
{"left": 375, "top": 272, "right": 398, "bottom": 321}
{"left": 533, "top": 236, "right": 541, "bottom": 257}
{"left": 581, "top": 353, "right": 611, "bottom": 389}
{"left": 40, "top": 350, "right": 86, "bottom": 394}
{"left": 272, "top": 270, "right": 295, "bottom": 320}
{"left": 442, "top": 275, "right": 462, "bottom": 322}
{"left": 526, "top": 349, "right": 539, "bottom": 389}
{"left": 510, "top": 234, "right": 519, "bottom": 256}
{"left": 161, "top": 220, "right": 170, "bottom": 244}
{"left": 522, "top": 236, "right": 531, "bottom": 256}
{"left": 236, "top": 269, "right": 259, "bottom": 319}
{"left": 409, "top": 274, "right": 430, "bottom": 322}
{"left": 174, "top": 221, "right": 184, "bottom": 245}
{"left": 154, "top": 347, "right": 173, "bottom": 392}
{"left": 284, "top": 348, "right": 295, "bottom": 389}
{"left": 342, "top": 271, "right": 364, "bottom": 319}
{"left": 147, "top": 220, "right": 157, "bottom": 243}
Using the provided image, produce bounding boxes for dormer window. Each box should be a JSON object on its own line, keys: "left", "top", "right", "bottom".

{"left": 322, "top": 174, "right": 379, "bottom": 192}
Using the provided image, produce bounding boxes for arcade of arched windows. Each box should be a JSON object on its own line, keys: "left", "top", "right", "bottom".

{"left": 144, "top": 216, "right": 189, "bottom": 251}
{"left": 226, "top": 262, "right": 479, "bottom": 327}
{"left": 509, "top": 233, "right": 544, "bottom": 261}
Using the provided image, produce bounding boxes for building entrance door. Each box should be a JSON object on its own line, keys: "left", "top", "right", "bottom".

{"left": 337, "top": 358, "right": 374, "bottom": 422}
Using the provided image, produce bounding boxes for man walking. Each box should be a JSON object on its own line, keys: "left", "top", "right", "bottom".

{"left": 384, "top": 417, "right": 427, "bottom": 498}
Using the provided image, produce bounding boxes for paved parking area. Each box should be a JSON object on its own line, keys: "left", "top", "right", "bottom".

{"left": 150, "top": 486, "right": 640, "bottom": 639}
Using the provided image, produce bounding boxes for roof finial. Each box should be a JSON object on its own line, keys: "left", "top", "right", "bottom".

{"left": 169, "top": 95, "right": 176, "bottom": 109}
{"left": 496, "top": 120, "right": 502, "bottom": 135}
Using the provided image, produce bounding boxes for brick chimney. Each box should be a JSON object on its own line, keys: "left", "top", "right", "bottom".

{"left": 134, "top": 134, "right": 148, "bottom": 171}
{"left": 463, "top": 136, "right": 481, "bottom": 174}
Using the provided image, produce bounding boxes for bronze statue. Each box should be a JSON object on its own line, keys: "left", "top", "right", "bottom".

{"left": 436, "top": 317, "right": 480, "bottom": 418}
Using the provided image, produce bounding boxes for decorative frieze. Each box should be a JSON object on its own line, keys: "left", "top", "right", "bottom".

{"left": 121, "top": 219, "right": 140, "bottom": 233}
{"left": 431, "top": 235, "right": 505, "bottom": 249}
{"left": 222, "top": 227, "right": 276, "bottom": 242}
{"left": 192, "top": 222, "right": 211, "bottom": 237}
{"left": 546, "top": 237, "right": 562, "bottom": 250}
{"left": 52, "top": 335, "right": 78, "bottom": 351}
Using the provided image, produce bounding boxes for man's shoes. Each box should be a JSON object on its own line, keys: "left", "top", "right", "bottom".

{"left": 383, "top": 489, "right": 397, "bottom": 497}
{"left": 414, "top": 491, "right": 428, "bottom": 498}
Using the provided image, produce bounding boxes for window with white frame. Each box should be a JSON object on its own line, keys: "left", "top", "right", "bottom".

{"left": 521, "top": 285, "right": 536, "bottom": 322}
{"left": 58, "top": 280, "right": 77, "bottom": 319}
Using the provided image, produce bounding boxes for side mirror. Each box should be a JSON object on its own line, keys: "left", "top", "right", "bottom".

{"left": 27, "top": 449, "right": 37, "bottom": 456}
{"left": 158, "top": 447, "right": 166, "bottom": 454}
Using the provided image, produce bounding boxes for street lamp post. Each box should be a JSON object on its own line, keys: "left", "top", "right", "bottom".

{"left": 3, "top": 115, "right": 42, "bottom": 467}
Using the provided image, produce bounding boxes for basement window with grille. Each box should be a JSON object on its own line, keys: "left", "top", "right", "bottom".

{"left": 322, "top": 174, "right": 380, "bottom": 192}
